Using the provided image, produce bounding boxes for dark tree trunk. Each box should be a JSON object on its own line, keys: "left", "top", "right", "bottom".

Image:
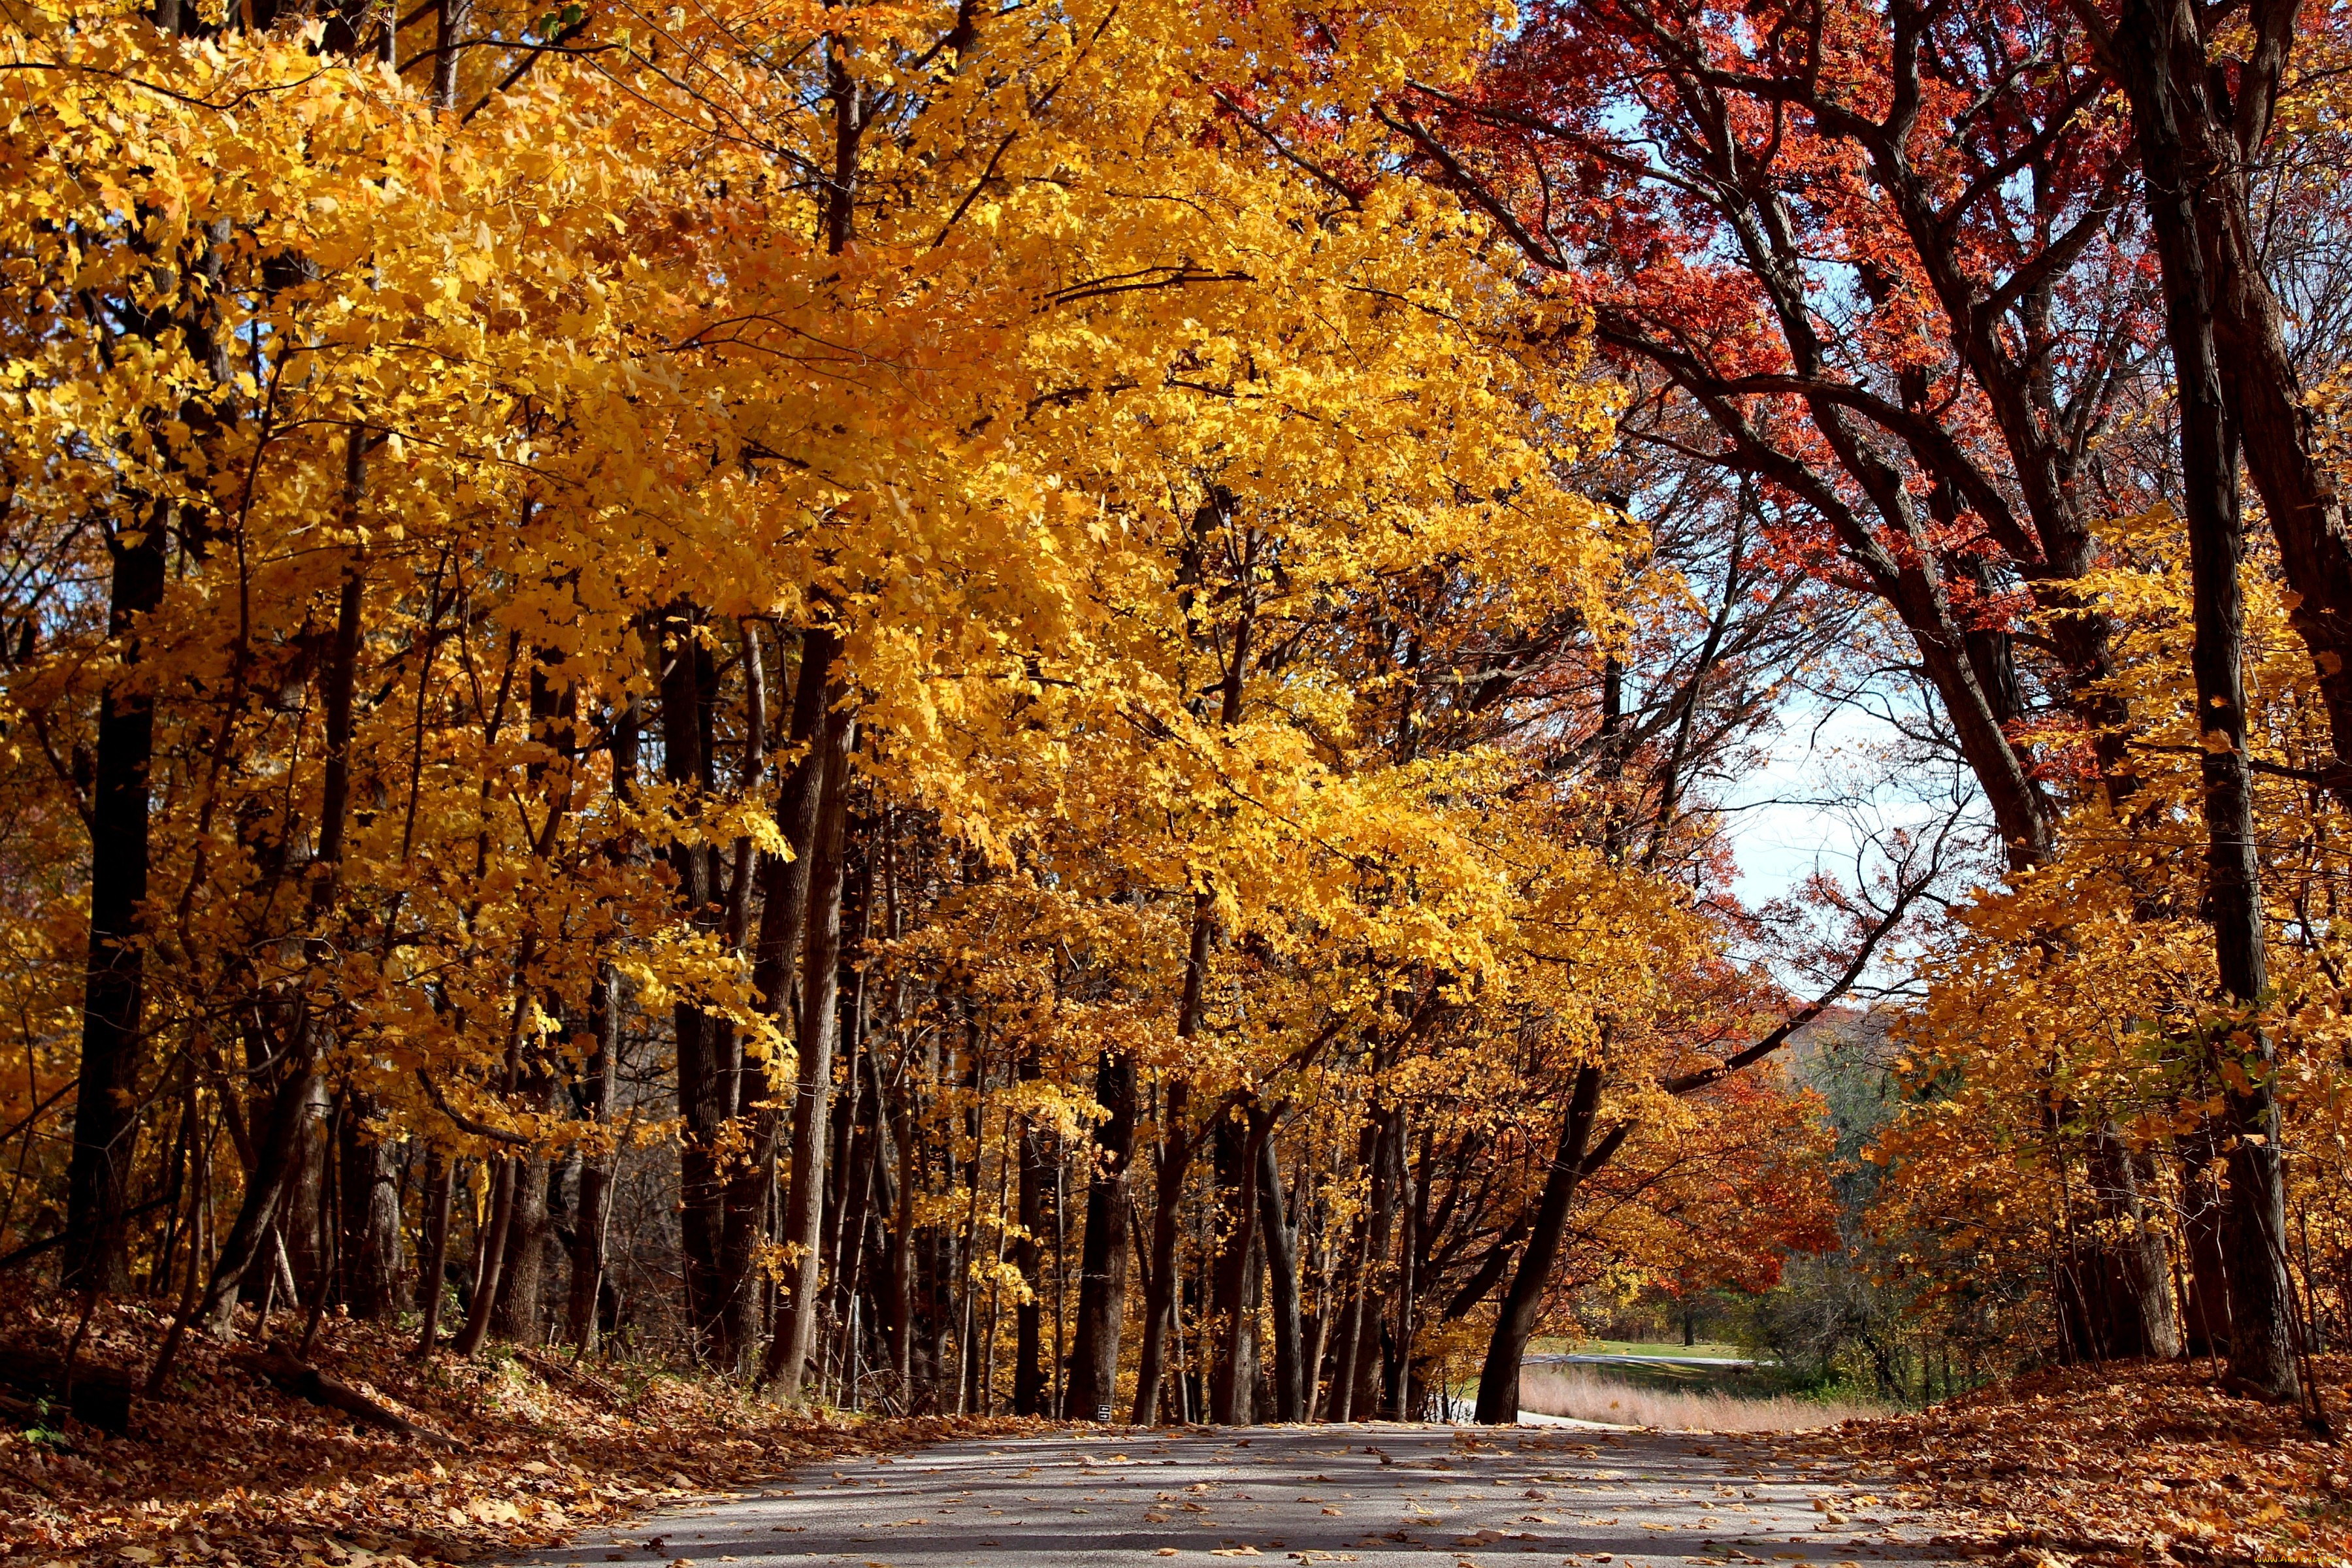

{"left": 416, "top": 1152, "right": 455, "bottom": 1353}
{"left": 1473, "top": 1062, "right": 1604, "bottom": 1424}
{"left": 2106, "top": 0, "right": 2352, "bottom": 789}
{"left": 567, "top": 961, "right": 620, "bottom": 1348}
{"left": 889, "top": 1038, "right": 919, "bottom": 1400}
{"left": 338, "top": 1102, "right": 404, "bottom": 1319}
{"left": 1065, "top": 1049, "right": 1137, "bottom": 1421}
{"left": 568, "top": 697, "right": 636, "bottom": 1350}
{"left": 1383, "top": 1116, "right": 1418, "bottom": 1420}
{"left": 1132, "top": 888, "right": 1215, "bottom": 1423}
{"left": 493, "top": 1153, "right": 551, "bottom": 1343}
{"left": 1347, "top": 1107, "right": 1399, "bottom": 1421}
{"left": 1011, "top": 1045, "right": 1049, "bottom": 1416}
{"left": 1207, "top": 1107, "right": 1266, "bottom": 1424}
{"left": 2074, "top": 1128, "right": 2182, "bottom": 1360}
{"left": 199, "top": 1044, "right": 327, "bottom": 1334}
{"left": 63, "top": 510, "right": 169, "bottom": 1296}
{"left": 1326, "top": 1117, "right": 1377, "bottom": 1423}
{"left": 1130, "top": 1079, "right": 1190, "bottom": 1425}
{"left": 2115, "top": 0, "right": 2301, "bottom": 1401}
{"left": 450, "top": 1154, "right": 517, "bottom": 1358}
{"left": 1254, "top": 1113, "right": 1303, "bottom": 1422}
{"left": 661, "top": 603, "right": 730, "bottom": 1360}
{"left": 2178, "top": 1120, "right": 2234, "bottom": 1358}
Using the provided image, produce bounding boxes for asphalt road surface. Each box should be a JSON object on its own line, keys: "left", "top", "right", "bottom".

{"left": 523, "top": 1424, "right": 1966, "bottom": 1568}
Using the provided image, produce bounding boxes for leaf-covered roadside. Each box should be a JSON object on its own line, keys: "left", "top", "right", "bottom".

{"left": 1780, "top": 1357, "right": 2352, "bottom": 1566}
{"left": 0, "top": 1288, "right": 1026, "bottom": 1568}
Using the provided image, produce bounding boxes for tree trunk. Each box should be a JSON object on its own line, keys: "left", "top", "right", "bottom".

{"left": 1012, "top": 1045, "right": 1049, "bottom": 1416}
{"left": 2080, "top": 1127, "right": 2181, "bottom": 1360}
{"left": 1207, "top": 1107, "right": 1266, "bottom": 1424}
{"left": 889, "top": 1041, "right": 919, "bottom": 1403}
{"left": 568, "top": 697, "right": 636, "bottom": 1350}
{"left": 62, "top": 510, "right": 169, "bottom": 1296}
{"left": 416, "top": 1152, "right": 455, "bottom": 1354}
{"left": 2116, "top": 0, "right": 2301, "bottom": 1401}
{"left": 1347, "top": 1107, "right": 1399, "bottom": 1421}
{"left": 1473, "top": 1062, "right": 1603, "bottom": 1424}
{"left": 198, "top": 1043, "right": 326, "bottom": 1335}
{"left": 566, "top": 963, "right": 620, "bottom": 1348}
{"left": 1130, "top": 1079, "right": 1191, "bottom": 1424}
{"left": 1132, "top": 886, "right": 1215, "bottom": 1423}
{"left": 661, "top": 603, "right": 731, "bottom": 1360}
{"left": 450, "top": 1154, "right": 517, "bottom": 1358}
{"left": 762, "top": 674, "right": 857, "bottom": 1398}
{"left": 492, "top": 1153, "right": 551, "bottom": 1343}
{"left": 2177, "top": 1120, "right": 2234, "bottom": 1358}
{"left": 1065, "top": 1049, "right": 1137, "bottom": 1421}
{"left": 338, "top": 1102, "right": 404, "bottom": 1320}
{"left": 1254, "top": 1115, "right": 1303, "bottom": 1422}
{"left": 724, "top": 628, "right": 837, "bottom": 1369}
{"left": 1383, "top": 1117, "right": 1418, "bottom": 1419}
{"left": 282, "top": 1074, "right": 334, "bottom": 1304}
{"left": 1326, "top": 1119, "right": 1376, "bottom": 1423}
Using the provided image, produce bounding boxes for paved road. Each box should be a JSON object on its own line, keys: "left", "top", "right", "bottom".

{"left": 525, "top": 1424, "right": 1965, "bottom": 1567}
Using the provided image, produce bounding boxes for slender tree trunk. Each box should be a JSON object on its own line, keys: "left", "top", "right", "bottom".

{"left": 567, "top": 964, "right": 619, "bottom": 1348}
{"left": 889, "top": 1041, "right": 918, "bottom": 1401}
{"left": 1065, "top": 1049, "right": 1137, "bottom": 1421}
{"left": 726, "top": 628, "right": 836, "bottom": 1368}
{"left": 1384, "top": 1117, "right": 1418, "bottom": 1420}
{"left": 1256, "top": 1125, "right": 1303, "bottom": 1422}
{"left": 828, "top": 1021, "right": 881, "bottom": 1398}
{"left": 416, "top": 1152, "right": 455, "bottom": 1354}
{"left": 568, "top": 699, "right": 636, "bottom": 1350}
{"left": 1130, "top": 1079, "right": 1190, "bottom": 1425}
{"left": 762, "top": 675, "right": 857, "bottom": 1398}
{"left": 451, "top": 1154, "right": 517, "bottom": 1358}
{"left": 1473, "top": 1062, "right": 1604, "bottom": 1424}
{"left": 1207, "top": 1107, "right": 1266, "bottom": 1424}
{"left": 199, "top": 1041, "right": 327, "bottom": 1333}
{"left": 2178, "top": 1119, "right": 2234, "bottom": 1358}
{"left": 1347, "top": 1107, "right": 1399, "bottom": 1420}
{"left": 1326, "top": 1119, "right": 1376, "bottom": 1423}
{"left": 1012, "top": 1043, "right": 1049, "bottom": 1416}
{"left": 661, "top": 604, "right": 731, "bottom": 1360}
{"left": 1132, "top": 887, "right": 1215, "bottom": 1424}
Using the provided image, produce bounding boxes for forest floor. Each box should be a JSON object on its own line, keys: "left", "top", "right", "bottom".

{"left": 0, "top": 1291, "right": 1019, "bottom": 1568}
{"left": 4, "top": 1288, "right": 2349, "bottom": 1568}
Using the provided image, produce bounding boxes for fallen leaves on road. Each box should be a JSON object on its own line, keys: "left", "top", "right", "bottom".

{"left": 1772, "top": 1354, "right": 2352, "bottom": 1565}
{"left": 0, "top": 1286, "right": 1026, "bottom": 1568}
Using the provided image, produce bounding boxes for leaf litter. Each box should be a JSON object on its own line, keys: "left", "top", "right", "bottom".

{"left": 0, "top": 1288, "right": 1027, "bottom": 1568}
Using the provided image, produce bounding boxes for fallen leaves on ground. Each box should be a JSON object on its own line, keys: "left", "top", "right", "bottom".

{"left": 0, "top": 1285, "right": 1029, "bottom": 1568}
{"left": 1773, "top": 1355, "right": 2352, "bottom": 1565}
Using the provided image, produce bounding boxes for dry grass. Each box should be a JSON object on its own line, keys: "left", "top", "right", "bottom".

{"left": 1517, "top": 1364, "right": 1883, "bottom": 1432}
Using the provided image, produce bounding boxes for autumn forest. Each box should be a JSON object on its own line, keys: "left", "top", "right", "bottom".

{"left": 7, "top": 0, "right": 2352, "bottom": 1554}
